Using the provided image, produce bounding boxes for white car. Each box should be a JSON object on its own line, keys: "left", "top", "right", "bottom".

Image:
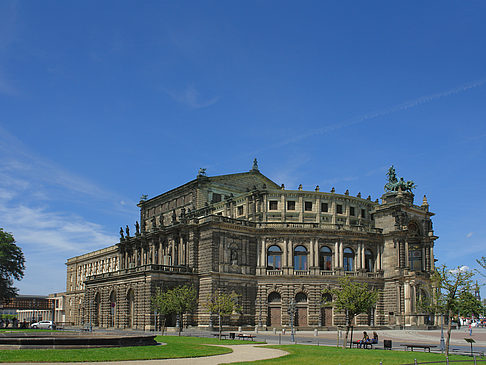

{"left": 30, "top": 320, "right": 56, "bottom": 329}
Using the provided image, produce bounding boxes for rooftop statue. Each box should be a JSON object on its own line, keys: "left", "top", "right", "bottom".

{"left": 384, "top": 165, "right": 416, "bottom": 192}
{"left": 197, "top": 168, "right": 207, "bottom": 177}
{"left": 252, "top": 158, "right": 259, "bottom": 171}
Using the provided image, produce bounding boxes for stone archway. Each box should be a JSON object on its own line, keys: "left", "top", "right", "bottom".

{"left": 109, "top": 291, "right": 116, "bottom": 327}
{"left": 127, "top": 289, "right": 135, "bottom": 328}
{"left": 295, "top": 292, "right": 308, "bottom": 327}
{"left": 321, "top": 293, "right": 333, "bottom": 327}
{"left": 93, "top": 293, "right": 101, "bottom": 327}
{"left": 267, "top": 292, "right": 281, "bottom": 327}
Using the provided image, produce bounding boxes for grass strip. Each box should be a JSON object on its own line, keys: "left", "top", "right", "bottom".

{"left": 228, "top": 345, "right": 467, "bottom": 365}
{"left": 0, "top": 335, "right": 250, "bottom": 363}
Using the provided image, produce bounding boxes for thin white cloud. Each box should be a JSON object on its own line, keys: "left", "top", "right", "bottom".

{"left": 259, "top": 78, "right": 486, "bottom": 152}
{"left": 166, "top": 85, "right": 219, "bottom": 109}
{"left": 0, "top": 125, "right": 136, "bottom": 211}
{"left": 0, "top": 124, "right": 137, "bottom": 294}
{"left": 450, "top": 266, "right": 470, "bottom": 274}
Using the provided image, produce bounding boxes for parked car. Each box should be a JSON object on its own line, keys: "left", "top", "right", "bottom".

{"left": 30, "top": 320, "right": 56, "bottom": 329}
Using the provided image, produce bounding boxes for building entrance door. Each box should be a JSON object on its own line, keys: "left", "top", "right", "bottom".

{"left": 321, "top": 307, "right": 332, "bottom": 326}
{"left": 296, "top": 307, "right": 307, "bottom": 327}
{"left": 268, "top": 307, "right": 281, "bottom": 327}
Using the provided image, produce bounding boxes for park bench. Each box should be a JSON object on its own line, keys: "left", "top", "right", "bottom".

{"left": 212, "top": 333, "right": 229, "bottom": 339}
{"left": 237, "top": 333, "right": 255, "bottom": 341}
{"left": 350, "top": 340, "right": 377, "bottom": 349}
{"left": 400, "top": 343, "right": 437, "bottom": 352}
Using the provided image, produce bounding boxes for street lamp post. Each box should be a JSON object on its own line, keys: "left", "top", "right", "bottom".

{"left": 258, "top": 297, "right": 263, "bottom": 328}
{"left": 439, "top": 313, "right": 445, "bottom": 353}
{"left": 287, "top": 299, "right": 296, "bottom": 343}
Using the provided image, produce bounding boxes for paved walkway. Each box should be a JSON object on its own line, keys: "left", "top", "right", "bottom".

{"left": 6, "top": 344, "right": 288, "bottom": 365}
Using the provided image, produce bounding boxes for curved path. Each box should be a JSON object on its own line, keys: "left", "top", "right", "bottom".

{"left": 7, "top": 344, "right": 288, "bottom": 365}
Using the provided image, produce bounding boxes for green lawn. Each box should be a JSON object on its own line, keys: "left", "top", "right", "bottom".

{"left": 0, "top": 335, "right": 245, "bottom": 363}
{"left": 229, "top": 345, "right": 467, "bottom": 365}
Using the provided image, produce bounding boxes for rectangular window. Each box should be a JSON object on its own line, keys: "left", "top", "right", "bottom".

{"left": 287, "top": 201, "right": 296, "bottom": 210}
{"left": 321, "top": 202, "right": 328, "bottom": 212}
{"left": 350, "top": 207, "right": 355, "bottom": 216}
{"left": 237, "top": 205, "right": 244, "bottom": 216}
{"left": 336, "top": 204, "right": 343, "bottom": 214}
{"left": 212, "top": 193, "right": 222, "bottom": 203}
{"left": 269, "top": 200, "right": 278, "bottom": 210}
{"left": 304, "top": 201, "right": 313, "bottom": 211}
{"left": 361, "top": 209, "right": 366, "bottom": 218}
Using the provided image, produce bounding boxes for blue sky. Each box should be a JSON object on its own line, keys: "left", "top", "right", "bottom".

{"left": 0, "top": 1, "right": 485, "bottom": 296}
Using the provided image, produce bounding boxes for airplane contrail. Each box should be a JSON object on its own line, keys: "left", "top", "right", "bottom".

{"left": 260, "top": 78, "right": 486, "bottom": 151}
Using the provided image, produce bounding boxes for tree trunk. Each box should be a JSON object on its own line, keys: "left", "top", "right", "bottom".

{"left": 343, "top": 324, "right": 350, "bottom": 349}
{"left": 161, "top": 317, "right": 166, "bottom": 336}
{"left": 177, "top": 313, "right": 182, "bottom": 336}
{"left": 349, "top": 326, "right": 354, "bottom": 349}
{"left": 445, "top": 310, "right": 452, "bottom": 356}
{"left": 218, "top": 313, "right": 222, "bottom": 340}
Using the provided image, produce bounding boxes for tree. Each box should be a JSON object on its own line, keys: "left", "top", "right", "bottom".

{"left": 431, "top": 264, "right": 475, "bottom": 356}
{"left": 322, "top": 277, "right": 378, "bottom": 348}
{"left": 457, "top": 291, "right": 483, "bottom": 318}
{"left": 205, "top": 291, "right": 241, "bottom": 340}
{"left": 151, "top": 284, "right": 197, "bottom": 336}
{"left": 476, "top": 256, "right": 486, "bottom": 276}
{"left": 0, "top": 229, "right": 25, "bottom": 303}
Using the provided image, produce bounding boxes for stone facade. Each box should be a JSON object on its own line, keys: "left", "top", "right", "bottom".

{"left": 65, "top": 163, "right": 438, "bottom": 330}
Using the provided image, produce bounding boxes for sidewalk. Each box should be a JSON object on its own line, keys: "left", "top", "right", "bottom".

{"left": 2, "top": 344, "right": 288, "bottom": 365}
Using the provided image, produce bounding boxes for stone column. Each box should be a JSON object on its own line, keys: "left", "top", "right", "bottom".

{"left": 339, "top": 241, "right": 344, "bottom": 268}
{"left": 171, "top": 239, "right": 175, "bottom": 266}
{"left": 430, "top": 245, "right": 435, "bottom": 269}
{"left": 405, "top": 241, "right": 409, "bottom": 268}
{"left": 357, "top": 243, "right": 362, "bottom": 270}
{"left": 314, "top": 238, "right": 319, "bottom": 267}
{"left": 334, "top": 241, "right": 339, "bottom": 269}
{"left": 422, "top": 247, "right": 426, "bottom": 271}
{"left": 345, "top": 202, "right": 350, "bottom": 226}
{"left": 281, "top": 194, "right": 286, "bottom": 221}
{"left": 284, "top": 238, "right": 290, "bottom": 274}
{"left": 377, "top": 245, "right": 382, "bottom": 271}
{"left": 331, "top": 200, "right": 336, "bottom": 224}
{"left": 180, "top": 236, "right": 184, "bottom": 265}
{"left": 397, "top": 240, "right": 401, "bottom": 267}
{"left": 361, "top": 243, "right": 365, "bottom": 269}
{"left": 404, "top": 281, "right": 411, "bottom": 325}
{"left": 309, "top": 238, "right": 315, "bottom": 269}
{"left": 261, "top": 237, "right": 266, "bottom": 268}
{"left": 158, "top": 239, "right": 163, "bottom": 265}
{"left": 316, "top": 197, "right": 321, "bottom": 223}
{"left": 298, "top": 196, "right": 303, "bottom": 223}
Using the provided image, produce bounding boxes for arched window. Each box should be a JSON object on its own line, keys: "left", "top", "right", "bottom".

{"left": 343, "top": 248, "right": 354, "bottom": 271}
{"left": 295, "top": 292, "right": 307, "bottom": 303}
{"left": 409, "top": 244, "right": 423, "bottom": 271}
{"left": 267, "top": 245, "right": 282, "bottom": 270}
{"left": 364, "top": 249, "right": 374, "bottom": 272}
{"left": 322, "top": 293, "right": 332, "bottom": 305}
{"left": 268, "top": 292, "right": 281, "bottom": 303}
{"left": 293, "top": 245, "right": 308, "bottom": 270}
{"left": 319, "top": 246, "right": 333, "bottom": 270}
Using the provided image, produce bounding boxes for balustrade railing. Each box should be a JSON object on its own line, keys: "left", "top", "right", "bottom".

{"left": 86, "top": 264, "right": 191, "bottom": 281}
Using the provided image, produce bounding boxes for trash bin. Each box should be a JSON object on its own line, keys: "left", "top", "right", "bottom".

{"left": 384, "top": 340, "right": 392, "bottom": 350}
{"left": 230, "top": 332, "right": 235, "bottom": 340}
